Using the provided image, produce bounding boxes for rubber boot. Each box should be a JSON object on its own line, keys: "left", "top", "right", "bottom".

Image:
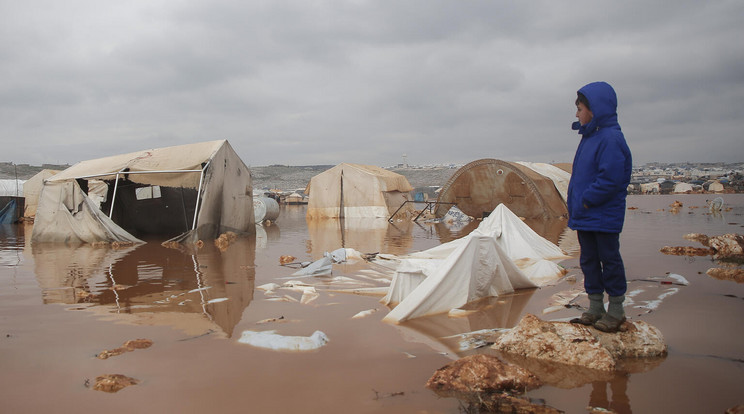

{"left": 607, "top": 295, "right": 625, "bottom": 320}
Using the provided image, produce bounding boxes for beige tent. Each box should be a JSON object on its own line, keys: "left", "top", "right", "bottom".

{"left": 434, "top": 159, "right": 569, "bottom": 220}
{"left": 305, "top": 163, "right": 414, "bottom": 219}
{"left": 32, "top": 140, "right": 254, "bottom": 244}
{"left": 708, "top": 181, "right": 724, "bottom": 193}
{"left": 23, "top": 169, "right": 59, "bottom": 218}
{"left": 673, "top": 182, "right": 694, "bottom": 194}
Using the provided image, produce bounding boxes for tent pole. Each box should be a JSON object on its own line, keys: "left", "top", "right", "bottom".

{"left": 192, "top": 163, "right": 209, "bottom": 230}
{"left": 109, "top": 173, "right": 120, "bottom": 218}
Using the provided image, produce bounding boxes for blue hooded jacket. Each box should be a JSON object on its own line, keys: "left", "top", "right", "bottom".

{"left": 567, "top": 82, "right": 632, "bottom": 233}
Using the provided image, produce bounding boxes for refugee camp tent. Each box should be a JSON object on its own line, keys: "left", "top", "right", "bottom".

{"left": 379, "top": 204, "right": 569, "bottom": 323}
{"left": 32, "top": 140, "right": 254, "bottom": 244}
{"left": 0, "top": 179, "right": 24, "bottom": 197}
{"left": 640, "top": 182, "right": 660, "bottom": 194}
{"left": 305, "top": 163, "right": 414, "bottom": 219}
{"left": 673, "top": 182, "right": 694, "bottom": 194}
{"left": 22, "top": 169, "right": 59, "bottom": 218}
{"left": 708, "top": 181, "right": 725, "bottom": 193}
{"left": 433, "top": 159, "right": 568, "bottom": 220}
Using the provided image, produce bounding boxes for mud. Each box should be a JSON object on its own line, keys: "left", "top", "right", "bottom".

{"left": 1, "top": 194, "right": 743, "bottom": 413}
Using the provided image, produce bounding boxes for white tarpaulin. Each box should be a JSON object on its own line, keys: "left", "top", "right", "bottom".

{"left": 380, "top": 204, "right": 569, "bottom": 323}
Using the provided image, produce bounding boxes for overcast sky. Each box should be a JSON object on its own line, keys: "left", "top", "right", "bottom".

{"left": 1, "top": 0, "right": 742, "bottom": 168}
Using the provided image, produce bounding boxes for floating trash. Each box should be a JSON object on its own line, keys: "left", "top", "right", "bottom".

{"left": 238, "top": 330, "right": 329, "bottom": 352}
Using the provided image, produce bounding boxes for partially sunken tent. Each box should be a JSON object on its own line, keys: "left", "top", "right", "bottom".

{"left": 433, "top": 159, "right": 569, "bottom": 220}
{"left": 32, "top": 140, "right": 254, "bottom": 244}
{"left": 380, "top": 204, "right": 569, "bottom": 323}
{"left": 306, "top": 163, "right": 414, "bottom": 219}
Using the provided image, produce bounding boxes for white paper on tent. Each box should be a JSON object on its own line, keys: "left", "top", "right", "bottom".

{"left": 379, "top": 204, "right": 569, "bottom": 323}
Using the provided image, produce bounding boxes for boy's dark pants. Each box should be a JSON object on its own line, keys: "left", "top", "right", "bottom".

{"left": 577, "top": 230, "right": 627, "bottom": 297}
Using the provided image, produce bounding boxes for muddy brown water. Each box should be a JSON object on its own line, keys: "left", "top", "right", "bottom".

{"left": 1, "top": 194, "right": 742, "bottom": 413}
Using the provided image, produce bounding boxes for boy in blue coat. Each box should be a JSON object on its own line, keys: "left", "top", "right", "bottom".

{"left": 567, "top": 81, "right": 632, "bottom": 333}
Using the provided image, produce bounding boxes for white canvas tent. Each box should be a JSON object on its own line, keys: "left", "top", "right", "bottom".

{"left": 379, "top": 204, "right": 569, "bottom": 323}
{"left": 32, "top": 140, "right": 254, "bottom": 244}
{"left": 305, "top": 163, "right": 414, "bottom": 219}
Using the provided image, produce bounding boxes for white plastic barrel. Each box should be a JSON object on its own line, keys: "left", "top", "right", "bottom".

{"left": 253, "top": 197, "right": 280, "bottom": 223}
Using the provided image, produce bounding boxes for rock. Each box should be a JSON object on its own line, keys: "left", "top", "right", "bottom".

{"left": 426, "top": 354, "right": 542, "bottom": 395}
{"left": 708, "top": 234, "right": 744, "bottom": 261}
{"left": 659, "top": 246, "right": 712, "bottom": 256}
{"left": 426, "top": 354, "right": 561, "bottom": 413}
{"left": 593, "top": 320, "right": 667, "bottom": 359}
{"left": 97, "top": 339, "right": 153, "bottom": 359}
{"left": 493, "top": 314, "right": 667, "bottom": 372}
{"left": 706, "top": 267, "right": 744, "bottom": 283}
{"left": 92, "top": 374, "right": 139, "bottom": 393}
{"left": 683, "top": 233, "right": 710, "bottom": 246}
{"left": 494, "top": 314, "right": 617, "bottom": 371}
{"left": 726, "top": 404, "right": 744, "bottom": 414}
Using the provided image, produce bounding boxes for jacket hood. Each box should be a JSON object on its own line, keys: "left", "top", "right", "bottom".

{"left": 572, "top": 81, "right": 620, "bottom": 136}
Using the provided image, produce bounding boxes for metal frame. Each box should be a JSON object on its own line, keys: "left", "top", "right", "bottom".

{"left": 73, "top": 167, "right": 208, "bottom": 230}
{"left": 388, "top": 200, "right": 457, "bottom": 222}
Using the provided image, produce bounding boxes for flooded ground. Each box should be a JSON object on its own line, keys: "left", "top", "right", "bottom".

{"left": 1, "top": 194, "right": 742, "bottom": 413}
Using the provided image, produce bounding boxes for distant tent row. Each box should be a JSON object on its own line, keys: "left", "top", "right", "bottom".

{"left": 31, "top": 140, "right": 255, "bottom": 244}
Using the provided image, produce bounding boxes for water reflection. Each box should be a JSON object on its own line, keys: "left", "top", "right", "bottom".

{"left": 393, "top": 290, "right": 535, "bottom": 359}
{"left": 30, "top": 237, "right": 256, "bottom": 337}
{"left": 307, "top": 217, "right": 414, "bottom": 259}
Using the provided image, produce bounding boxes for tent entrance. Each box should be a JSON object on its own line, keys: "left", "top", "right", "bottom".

{"left": 100, "top": 180, "right": 199, "bottom": 238}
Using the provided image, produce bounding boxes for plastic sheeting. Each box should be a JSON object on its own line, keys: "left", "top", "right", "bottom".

{"left": 380, "top": 204, "right": 569, "bottom": 323}
{"left": 31, "top": 180, "right": 143, "bottom": 244}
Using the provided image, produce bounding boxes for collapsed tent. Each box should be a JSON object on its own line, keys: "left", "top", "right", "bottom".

{"left": 380, "top": 204, "right": 569, "bottom": 323}
{"left": 305, "top": 163, "right": 414, "bottom": 219}
{"left": 434, "top": 159, "right": 570, "bottom": 220}
{"left": 32, "top": 140, "right": 254, "bottom": 244}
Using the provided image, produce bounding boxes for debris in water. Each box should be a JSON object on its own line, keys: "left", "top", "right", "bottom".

{"left": 92, "top": 374, "right": 139, "bottom": 393}
{"left": 256, "top": 316, "right": 287, "bottom": 324}
{"left": 238, "top": 330, "right": 329, "bottom": 352}
{"left": 97, "top": 339, "right": 153, "bottom": 359}
{"left": 542, "top": 289, "right": 584, "bottom": 314}
{"left": 214, "top": 231, "right": 238, "bottom": 251}
{"left": 279, "top": 255, "right": 296, "bottom": 265}
{"left": 351, "top": 308, "right": 379, "bottom": 319}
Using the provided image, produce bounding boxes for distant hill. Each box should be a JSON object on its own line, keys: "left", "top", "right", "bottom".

{"left": 0, "top": 162, "right": 456, "bottom": 191}
{"left": 0, "top": 162, "right": 70, "bottom": 180}
{"left": 250, "top": 165, "right": 456, "bottom": 191}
